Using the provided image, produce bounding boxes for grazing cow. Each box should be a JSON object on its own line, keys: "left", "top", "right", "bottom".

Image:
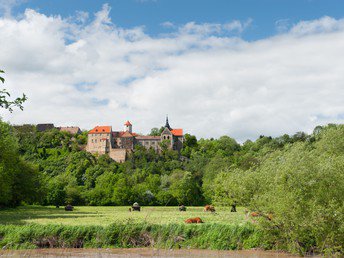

{"left": 64, "top": 204, "right": 73, "bottom": 211}
{"left": 185, "top": 217, "right": 203, "bottom": 224}
{"left": 250, "top": 211, "right": 260, "bottom": 217}
{"left": 204, "top": 205, "right": 216, "bottom": 212}
{"left": 179, "top": 205, "right": 186, "bottom": 211}
{"left": 247, "top": 211, "right": 273, "bottom": 221}
{"left": 132, "top": 202, "right": 141, "bottom": 211}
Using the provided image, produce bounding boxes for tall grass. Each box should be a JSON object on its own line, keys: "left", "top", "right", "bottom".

{"left": 0, "top": 222, "right": 262, "bottom": 250}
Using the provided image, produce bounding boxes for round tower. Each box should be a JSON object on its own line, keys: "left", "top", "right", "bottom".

{"left": 124, "top": 121, "right": 132, "bottom": 133}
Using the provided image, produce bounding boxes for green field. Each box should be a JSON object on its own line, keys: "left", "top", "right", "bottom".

{"left": 0, "top": 206, "right": 246, "bottom": 226}
{"left": 0, "top": 206, "right": 260, "bottom": 250}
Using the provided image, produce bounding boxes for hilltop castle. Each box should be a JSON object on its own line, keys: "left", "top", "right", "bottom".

{"left": 86, "top": 117, "right": 184, "bottom": 162}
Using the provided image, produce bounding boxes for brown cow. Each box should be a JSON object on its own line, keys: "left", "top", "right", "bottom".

{"left": 204, "top": 205, "right": 215, "bottom": 212}
{"left": 250, "top": 211, "right": 260, "bottom": 217}
{"left": 184, "top": 217, "right": 204, "bottom": 224}
{"left": 247, "top": 211, "right": 273, "bottom": 221}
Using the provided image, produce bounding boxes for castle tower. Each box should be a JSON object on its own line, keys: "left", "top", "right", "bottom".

{"left": 124, "top": 120, "right": 132, "bottom": 133}
{"left": 165, "top": 115, "right": 172, "bottom": 130}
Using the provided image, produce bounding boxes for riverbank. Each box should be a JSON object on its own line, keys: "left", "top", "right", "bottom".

{"left": 0, "top": 222, "right": 262, "bottom": 250}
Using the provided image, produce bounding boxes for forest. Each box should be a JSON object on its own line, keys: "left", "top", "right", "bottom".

{"left": 1, "top": 117, "right": 343, "bottom": 254}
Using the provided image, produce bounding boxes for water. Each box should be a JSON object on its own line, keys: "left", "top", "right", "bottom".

{"left": 0, "top": 248, "right": 306, "bottom": 257}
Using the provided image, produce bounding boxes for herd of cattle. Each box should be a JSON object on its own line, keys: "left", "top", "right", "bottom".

{"left": 64, "top": 203, "right": 271, "bottom": 224}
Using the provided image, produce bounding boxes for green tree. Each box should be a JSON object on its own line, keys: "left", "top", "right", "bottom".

{"left": 46, "top": 177, "right": 67, "bottom": 208}
{"left": 149, "top": 127, "right": 164, "bottom": 136}
{"left": 169, "top": 169, "right": 200, "bottom": 205}
{"left": 0, "top": 70, "right": 27, "bottom": 112}
{"left": 0, "top": 120, "right": 40, "bottom": 207}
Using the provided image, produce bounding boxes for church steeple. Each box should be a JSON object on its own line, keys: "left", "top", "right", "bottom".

{"left": 165, "top": 115, "right": 172, "bottom": 130}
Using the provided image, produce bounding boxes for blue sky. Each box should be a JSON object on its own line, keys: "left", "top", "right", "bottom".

{"left": 1, "top": 0, "right": 344, "bottom": 140}
{"left": 10, "top": 0, "right": 344, "bottom": 40}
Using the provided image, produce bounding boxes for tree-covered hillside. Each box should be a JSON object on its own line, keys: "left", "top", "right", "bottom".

{"left": 1, "top": 119, "right": 343, "bottom": 254}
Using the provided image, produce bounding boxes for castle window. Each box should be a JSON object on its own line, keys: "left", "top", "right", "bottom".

{"left": 95, "top": 139, "right": 97, "bottom": 143}
{"left": 167, "top": 136, "right": 170, "bottom": 139}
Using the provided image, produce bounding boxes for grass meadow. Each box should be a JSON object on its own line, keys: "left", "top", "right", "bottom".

{"left": 0, "top": 206, "right": 263, "bottom": 250}
{"left": 0, "top": 206, "right": 247, "bottom": 226}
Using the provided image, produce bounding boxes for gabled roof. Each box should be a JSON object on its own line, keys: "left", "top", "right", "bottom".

{"left": 121, "top": 131, "right": 134, "bottom": 138}
{"left": 37, "top": 124, "right": 54, "bottom": 132}
{"left": 113, "top": 131, "right": 138, "bottom": 137}
{"left": 89, "top": 126, "right": 112, "bottom": 134}
{"left": 171, "top": 129, "right": 183, "bottom": 136}
{"left": 124, "top": 120, "right": 132, "bottom": 126}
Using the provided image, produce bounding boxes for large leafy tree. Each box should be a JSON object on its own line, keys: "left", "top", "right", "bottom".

{"left": 0, "top": 70, "right": 27, "bottom": 112}
{"left": 0, "top": 120, "right": 40, "bottom": 206}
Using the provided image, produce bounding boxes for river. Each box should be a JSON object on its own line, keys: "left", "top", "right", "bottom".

{"left": 0, "top": 248, "right": 312, "bottom": 257}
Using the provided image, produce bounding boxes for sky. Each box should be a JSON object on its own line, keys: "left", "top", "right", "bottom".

{"left": 1, "top": 0, "right": 344, "bottom": 141}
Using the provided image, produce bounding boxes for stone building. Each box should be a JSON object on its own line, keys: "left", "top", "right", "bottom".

{"left": 58, "top": 126, "right": 81, "bottom": 135}
{"left": 86, "top": 117, "right": 184, "bottom": 162}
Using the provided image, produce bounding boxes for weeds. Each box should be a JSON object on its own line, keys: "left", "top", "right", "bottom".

{"left": 0, "top": 222, "right": 260, "bottom": 250}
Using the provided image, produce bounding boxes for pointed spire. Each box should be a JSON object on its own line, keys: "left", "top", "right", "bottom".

{"left": 165, "top": 115, "right": 172, "bottom": 130}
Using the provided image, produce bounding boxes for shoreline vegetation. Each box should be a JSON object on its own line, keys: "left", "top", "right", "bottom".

{"left": 0, "top": 206, "right": 263, "bottom": 251}
{"left": 0, "top": 221, "right": 260, "bottom": 250}
{"left": 0, "top": 206, "right": 262, "bottom": 250}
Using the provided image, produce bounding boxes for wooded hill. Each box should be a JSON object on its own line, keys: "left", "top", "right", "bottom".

{"left": 1, "top": 120, "right": 343, "bottom": 254}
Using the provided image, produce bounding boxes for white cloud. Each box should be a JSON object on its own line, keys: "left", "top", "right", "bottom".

{"left": 0, "top": 0, "right": 25, "bottom": 17}
{"left": 160, "top": 21, "right": 175, "bottom": 28}
{"left": 290, "top": 16, "right": 344, "bottom": 35}
{"left": 178, "top": 19, "right": 252, "bottom": 35}
{"left": 0, "top": 7, "right": 344, "bottom": 142}
{"left": 275, "top": 19, "right": 290, "bottom": 33}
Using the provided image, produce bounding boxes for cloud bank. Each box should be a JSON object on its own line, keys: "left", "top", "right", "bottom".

{"left": 1, "top": 5, "right": 344, "bottom": 141}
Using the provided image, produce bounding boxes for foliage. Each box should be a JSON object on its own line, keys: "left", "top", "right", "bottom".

{"left": 149, "top": 127, "right": 164, "bottom": 136}
{"left": 0, "top": 120, "right": 40, "bottom": 207}
{"left": 0, "top": 220, "right": 259, "bottom": 250}
{"left": 0, "top": 70, "right": 27, "bottom": 112}
{"left": 212, "top": 125, "right": 344, "bottom": 255}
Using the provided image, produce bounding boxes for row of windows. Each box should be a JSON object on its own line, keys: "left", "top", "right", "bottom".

{"left": 138, "top": 141, "right": 158, "bottom": 145}
{"left": 163, "top": 135, "right": 170, "bottom": 140}
{"left": 91, "top": 139, "right": 107, "bottom": 143}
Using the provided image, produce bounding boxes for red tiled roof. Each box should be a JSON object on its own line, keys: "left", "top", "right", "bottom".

{"left": 124, "top": 120, "right": 132, "bottom": 126}
{"left": 89, "top": 126, "right": 111, "bottom": 134}
{"left": 113, "top": 131, "right": 138, "bottom": 137}
{"left": 171, "top": 129, "right": 183, "bottom": 136}
{"left": 121, "top": 131, "right": 134, "bottom": 138}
